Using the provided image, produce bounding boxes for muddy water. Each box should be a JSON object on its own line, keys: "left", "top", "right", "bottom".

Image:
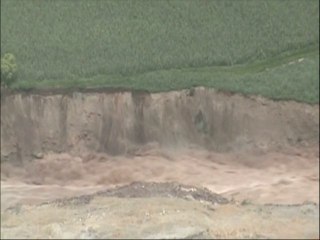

{"left": 1, "top": 144, "right": 319, "bottom": 209}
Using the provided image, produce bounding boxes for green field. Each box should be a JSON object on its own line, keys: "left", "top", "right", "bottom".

{"left": 1, "top": 0, "right": 319, "bottom": 103}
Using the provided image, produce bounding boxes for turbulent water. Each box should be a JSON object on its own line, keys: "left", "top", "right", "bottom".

{"left": 1, "top": 144, "right": 319, "bottom": 209}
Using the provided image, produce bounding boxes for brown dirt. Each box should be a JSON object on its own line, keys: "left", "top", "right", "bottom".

{"left": 1, "top": 194, "right": 319, "bottom": 239}
{"left": 1, "top": 87, "right": 319, "bottom": 162}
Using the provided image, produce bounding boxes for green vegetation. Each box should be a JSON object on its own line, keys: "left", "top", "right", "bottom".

{"left": 1, "top": 0, "right": 319, "bottom": 103}
{"left": 1, "top": 53, "right": 18, "bottom": 87}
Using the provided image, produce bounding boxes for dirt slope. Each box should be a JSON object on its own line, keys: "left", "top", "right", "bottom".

{"left": 1, "top": 87, "right": 318, "bottom": 163}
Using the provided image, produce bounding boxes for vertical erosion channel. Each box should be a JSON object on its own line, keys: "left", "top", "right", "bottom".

{"left": 132, "top": 91, "right": 147, "bottom": 145}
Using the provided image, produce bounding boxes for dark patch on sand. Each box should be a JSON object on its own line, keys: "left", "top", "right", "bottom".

{"left": 36, "top": 181, "right": 229, "bottom": 207}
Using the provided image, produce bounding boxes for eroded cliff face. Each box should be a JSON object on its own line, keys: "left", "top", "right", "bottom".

{"left": 1, "top": 87, "right": 319, "bottom": 163}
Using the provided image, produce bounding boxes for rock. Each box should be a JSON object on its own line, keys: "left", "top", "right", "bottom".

{"left": 77, "top": 227, "right": 100, "bottom": 239}
{"left": 46, "top": 181, "right": 229, "bottom": 208}
{"left": 32, "top": 152, "right": 44, "bottom": 159}
{"left": 145, "top": 226, "right": 212, "bottom": 239}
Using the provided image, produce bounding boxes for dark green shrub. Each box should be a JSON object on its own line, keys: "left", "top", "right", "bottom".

{"left": 1, "top": 53, "right": 17, "bottom": 87}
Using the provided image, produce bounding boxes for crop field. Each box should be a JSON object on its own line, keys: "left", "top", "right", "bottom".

{"left": 1, "top": 0, "right": 319, "bottom": 102}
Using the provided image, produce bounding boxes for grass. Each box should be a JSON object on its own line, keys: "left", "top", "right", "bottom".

{"left": 1, "top": 0, "right": 319, "bottom": 103}
{"left": 11, "top": 46, "right": 319, "bottom": 104}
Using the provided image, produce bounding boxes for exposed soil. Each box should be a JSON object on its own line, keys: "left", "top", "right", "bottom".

{"left": 1, "top": 88, "right": 319, "bottom": 239}
{"left": 1, "top": 87, "right": 318, "bottom": 161}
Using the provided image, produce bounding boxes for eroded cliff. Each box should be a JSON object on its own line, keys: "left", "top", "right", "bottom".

{"left": 1, "top": 87, "right": 319, "bottom": 163}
